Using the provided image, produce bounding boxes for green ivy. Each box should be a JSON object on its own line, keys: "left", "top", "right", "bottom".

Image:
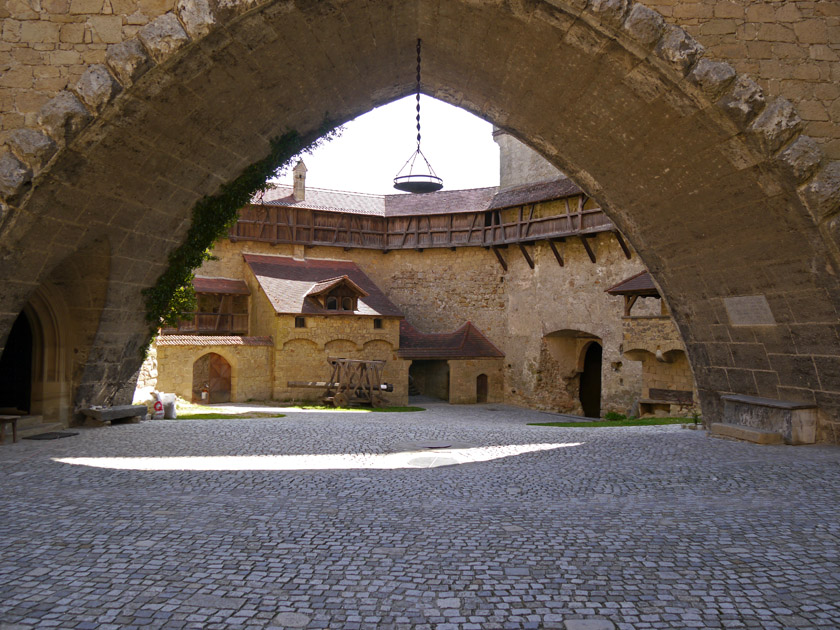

{"left": 142, "top": 121, "right": 340, "bottom": 336}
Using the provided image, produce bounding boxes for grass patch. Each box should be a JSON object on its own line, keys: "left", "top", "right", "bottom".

{"left": 176, "top": 412, "right": 286, "bottom": 420}
{"left": 529, "top": 418, "right": 694, "bottom": 427}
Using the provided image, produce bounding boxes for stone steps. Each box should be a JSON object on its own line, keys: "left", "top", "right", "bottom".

{"left": 710, "top": 422, "right": 784, "bottom": 445}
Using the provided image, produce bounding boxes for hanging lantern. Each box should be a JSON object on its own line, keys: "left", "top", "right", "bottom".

{"left": 393, "top": 39, "right": 444, "bottom": 194}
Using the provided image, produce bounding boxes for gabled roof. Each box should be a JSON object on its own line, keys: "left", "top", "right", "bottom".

{"left": 305, "top": 275, "right": 369, "bottom": 299}
{"left": 398, "top": 321, "right": 505, "bottom": 359}
{"left": 605, "top": 270, "right": 659, "bottom": 297}
{"left": 192, "top": 277, "right": 250, "bottom": 295}
{"left": 253, "top": 178, "right": 580, "bottom": 217}
{"left": 243, "top": 254, "right": 403, "bottom": 317}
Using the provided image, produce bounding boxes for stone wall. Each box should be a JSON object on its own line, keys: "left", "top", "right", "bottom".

{"left": 156, "top": 343, "right": 273, "bottom": 402}
{"left": 2, "top": 0, "right": 837, "bottom": 155}
{"left": 200, "top": 221, "right": 649, "bottom": 414}
{"left": 449, "top": 359, "right": 505, "bottom": 404}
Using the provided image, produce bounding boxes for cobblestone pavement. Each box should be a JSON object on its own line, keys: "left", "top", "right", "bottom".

{"left": 1, "top": 403, "right": 839, "bottom": 630}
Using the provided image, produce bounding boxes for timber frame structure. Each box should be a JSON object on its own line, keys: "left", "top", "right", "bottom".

{"left": 231, "top": 187, "right": 631, "bottom": 270}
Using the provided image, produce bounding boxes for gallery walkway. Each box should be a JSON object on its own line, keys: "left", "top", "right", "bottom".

{"left": 1, "top": 404, "right": 839, "bottom": 629}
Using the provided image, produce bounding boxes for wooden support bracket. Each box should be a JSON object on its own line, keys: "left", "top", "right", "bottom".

{"left": 548, "top": 239, "right": 564, "bottom": 267}
{"left": 581, "top": 234, "right": 596, "bottom": 263}
{"left": 613, "top": 230, "right": 631, "bottom": 259}
{"left": 518, "top": 242, "right": 534, "bottom": 269}
{"left": 491, "top": 246, "right": 508, "bottom": 271}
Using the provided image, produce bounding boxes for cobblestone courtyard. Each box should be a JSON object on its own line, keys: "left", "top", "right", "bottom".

{"left": 1, "top": 404, "right": 839, "bottom": 630}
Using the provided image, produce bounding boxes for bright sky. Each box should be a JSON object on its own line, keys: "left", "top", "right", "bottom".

{"left": 276, "top": 95, "right": 500, "bottom": 195}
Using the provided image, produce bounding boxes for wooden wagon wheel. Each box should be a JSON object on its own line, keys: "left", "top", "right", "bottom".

{"left": 333, "top": 392, "right": 349, "bottom": 408}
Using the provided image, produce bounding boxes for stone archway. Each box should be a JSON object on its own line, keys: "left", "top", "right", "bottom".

{"left": 1, "top": 0, "right": 839, "bottom": 431}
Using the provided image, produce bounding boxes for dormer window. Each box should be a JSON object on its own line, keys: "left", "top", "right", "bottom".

{"left": 305, "top": 275, "right": 369, "bottom": 314}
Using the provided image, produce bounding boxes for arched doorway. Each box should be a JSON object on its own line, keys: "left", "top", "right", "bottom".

{"left": 579, "top": 342, "right": 602, "bottom": 418}
{"left": 0, "top": 312, "right": 33, "bottom": 414}
{"left": 476, "top": 373, "right": 488, "bottom": 403}
{"left": 193, "top": 353, "right": 232, "bottom": 404}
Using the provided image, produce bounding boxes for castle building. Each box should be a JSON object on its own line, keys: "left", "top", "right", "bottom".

{"left": 149, "top": 132, "right": 697, "bottom": 415}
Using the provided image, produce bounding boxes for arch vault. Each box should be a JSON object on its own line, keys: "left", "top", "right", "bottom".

{"left": 0, "top": 0, "right": 839, "bottom": 432}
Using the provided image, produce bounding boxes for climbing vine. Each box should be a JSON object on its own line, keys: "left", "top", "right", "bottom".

{"left": 142, "top": 120, "right": 341, "bottom": 336}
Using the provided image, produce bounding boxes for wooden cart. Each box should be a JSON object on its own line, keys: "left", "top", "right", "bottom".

{"left": 288, "top": 358, "right": 393, "bottom": 407}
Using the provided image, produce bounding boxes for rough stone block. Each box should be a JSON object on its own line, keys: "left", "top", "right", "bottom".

{"left": 778, "top": 135, "right": 822, "bottom": 183}
{"left": 717, "top": 75, "right": 766, "bottom": 128}
{"left": 654, "top": 24, "right": 704, "bottom": 76}
{"left": 5, "top": 128, "right": 57, "bottom": 171}
{"left": 0, "top": 150, "right": 32, "bottom": 203}
{"left": 106, "top": 39, "right": 154, "bottom": 87}
{"left": 622, "top": 3, "right": 665, "bottom": 49}
{"left": 799, "top": 161, "right": 840, "bottom": 221}
{"left": 177, "top": 0, "right": 216, "bottom": 39}
{"left": 688, "top": 58, "right": 736, "bottom": 100}
{"left": 587, "top": 0, "right": 630, "bottom": 31}
{"left": 37, "top": 90, "right": 92, "bottom": 144}
{"left": 213, "top": 0, "right": 262, "bottom": 21}
{"left": 138, "top": 13, "right": 190, "bottom": 64}
{"left": 749, "top": 97, "right": 802, "bottom": 155}
{"left": 73, "top": 64, "right": 122, "bottom": 114}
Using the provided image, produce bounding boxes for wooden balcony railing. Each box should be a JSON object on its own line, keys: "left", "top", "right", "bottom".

{"left": 229, "top": 196, "right": 616, "bottom": 251}
{"left": 161, "top": 312, "right": 249, "bottom": 336}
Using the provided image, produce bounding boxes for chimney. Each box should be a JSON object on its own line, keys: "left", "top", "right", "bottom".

{"left": 293, "top": 160, "right": 307, "bottom": 201}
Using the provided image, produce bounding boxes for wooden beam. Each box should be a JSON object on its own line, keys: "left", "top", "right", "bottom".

{"left": 491, "top": 246, "right": 508, "bottom": 271}
{"left": 613, "top": 230, "right": 631, "bottom": 259}
{"left": 518, "top": 242, "right": 534, "bottom": 269}
{"left": 548, "top": 239, "right": 564, "bottom": 267}
{"left": 581, "top": 234, "right": 596, "bottom": 263}
{"left": 624, "top": 295, "right": 639, "bottom": 316}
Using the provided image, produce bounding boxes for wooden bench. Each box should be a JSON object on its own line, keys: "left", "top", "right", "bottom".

{"left": 81, "top": 405, "right": 148, "bottom": 427}
{"left": 0, "top": 415, "right": 20, "bottom": 444}
{"left": 639, "top": 388, "right": 694, "bottom": 416}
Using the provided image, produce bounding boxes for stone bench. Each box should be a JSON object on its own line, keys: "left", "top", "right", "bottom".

{"left": 639, "top": 388, "right": 694, "bottom": 416}
{"left": 719, "top": 394, "right": 817, "bottom": 445}
{"left": 81, "top": 405, "right": 148, "bottom": 427}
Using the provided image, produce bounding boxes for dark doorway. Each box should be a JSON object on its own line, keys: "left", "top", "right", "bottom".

{"left": 579, "top": 342, "right": 602, "bottom": 418}
{"left": 0, "top": 312, "right": 33, "bottom": 414}
{"left": 193, "top": 353, "right": 232, "bottom": 403}
{"left": 476, "top": 373, "right": 488, "bottom": 403}
{"left": 409, "top": 360, "right": 450, "bottom": 401}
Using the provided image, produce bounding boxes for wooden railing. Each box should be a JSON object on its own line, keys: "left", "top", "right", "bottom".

{"left": 161, "top": 312, "right": 249, "bottom": 335}
{"left": 230, "top": 196, "right": 615, "bottom": 251}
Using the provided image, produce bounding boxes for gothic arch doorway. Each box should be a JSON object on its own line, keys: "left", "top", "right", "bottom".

{"left": 579, "top": 342, "right": 602, "bottom": 419}
{"left": 193, "top": 353, "right": 232, "bottom": 404}
{"left": 0, "top": 312, "right": 33, "bottom": 414}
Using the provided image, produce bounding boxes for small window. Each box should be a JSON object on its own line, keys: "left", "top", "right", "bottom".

{"left": 342, "top": 296, "right": 353, "bottom": 311}
{"left": 326, "top": 297, "right": 338, "bottom": 310}
{"left": 373, "top": 318, "right": 383, "bottom": 329}
{"left": 295, "top": 316, "right": 306, "bottom": 328}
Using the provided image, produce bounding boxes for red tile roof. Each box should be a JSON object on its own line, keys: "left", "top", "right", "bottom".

{"left": 156, "top": 336, "right": 273, "bottom": 346}
{"left": 398, "top": 321, "right": 505, "bottom": 359}
{"left": 192, "top": 277, "right": 250, "bottom": 295}
{"left": 253, "top": 178, "right": 579, "bottom": 217}
{"left": 243, "top": 254, "right": 403, "bottom": 317}
{"left": 605, "top": 271, "right": 659, "bottom": 296}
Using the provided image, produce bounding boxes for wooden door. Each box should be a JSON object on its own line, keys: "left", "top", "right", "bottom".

{"left": 208, "top": 353, "right": 231, "bottom": 403}
{"left": 476, "top": 373, "right": 488, "bottom": 403}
